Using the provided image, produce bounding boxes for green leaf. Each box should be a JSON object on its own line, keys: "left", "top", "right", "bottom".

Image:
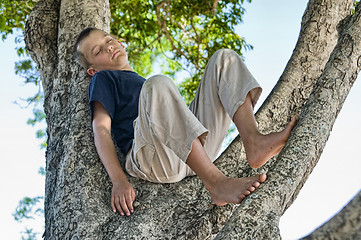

{"left": 13, "top": 196, "right": 44, "bottom": 222}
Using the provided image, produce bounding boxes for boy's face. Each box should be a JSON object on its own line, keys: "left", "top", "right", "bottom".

{"left": 78, "top": 30, "right": 130, "bottom": 76}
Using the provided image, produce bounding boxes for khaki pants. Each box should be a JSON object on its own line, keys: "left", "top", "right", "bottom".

{"left": 125, "top": 49, "right": 262, "bottom": 183}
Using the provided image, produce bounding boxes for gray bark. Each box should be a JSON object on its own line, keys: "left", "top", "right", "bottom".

{"left": 24, "top": 0, "right": 359, "bottom": 239}
{"left": 216, "top": 1, "right": 361, "bottom": 238}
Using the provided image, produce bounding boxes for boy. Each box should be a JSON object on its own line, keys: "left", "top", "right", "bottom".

{"left": 74, "top": 27, "right": 296, "bottom": 217}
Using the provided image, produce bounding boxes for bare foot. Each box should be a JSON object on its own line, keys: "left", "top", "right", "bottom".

{"left": 207, "top": 173, "right": 267, "bottom": 206}
{"left": 244, "top": 116, "right": 297, "bottom": 168}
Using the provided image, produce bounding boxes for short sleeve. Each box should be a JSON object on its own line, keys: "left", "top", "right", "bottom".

{"left": 88, "top": 72, "right": 116, "bottom": 121}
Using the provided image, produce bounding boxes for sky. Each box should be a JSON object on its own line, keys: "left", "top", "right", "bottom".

{"left": 1, "top": 1, "right": 360, "bottom": 239}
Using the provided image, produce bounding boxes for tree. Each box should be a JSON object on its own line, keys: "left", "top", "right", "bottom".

{"left": 302, "top": 190, "right": 361, "bottom": 239}
{"left": 22, "top": 0, "right": 361, "bottom": 239}
{"left": 6, "top": 0, "right": 250, "bottom": 238}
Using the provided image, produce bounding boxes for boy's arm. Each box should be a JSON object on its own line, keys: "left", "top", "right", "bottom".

{"left": 92, "top": 101, "right": 135, "bottom": 216}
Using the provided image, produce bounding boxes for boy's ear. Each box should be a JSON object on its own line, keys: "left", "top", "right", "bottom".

{"left": 87, "top": 67, "right": 97, "bottom": 76}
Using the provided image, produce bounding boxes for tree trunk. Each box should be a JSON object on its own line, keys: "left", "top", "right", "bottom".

{"left": 24, "top": 0, "right": 359, "bottom": 239}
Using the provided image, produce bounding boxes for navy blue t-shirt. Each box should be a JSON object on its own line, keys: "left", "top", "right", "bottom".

{"left": 88, "top": 70, "right": 145, "bottom": 155}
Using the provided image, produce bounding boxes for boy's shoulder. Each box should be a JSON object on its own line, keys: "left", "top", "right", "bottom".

{"left": 92, "top": 70, "right": 141, "bottom": 81}
{"left": 90, "top": 70, "right": 145, "bottom": 89}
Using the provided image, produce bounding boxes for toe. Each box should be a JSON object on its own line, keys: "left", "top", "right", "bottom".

{"left": 259, "top": 173, "right": 267, "bottom": 183}
{"left": 253, "top": 181, "right": 260, "bottom": 188}
{"left": 244, "top": 190, "right": 251, "bottom": 195}
{"left": 239, "top": 194, "right": 246, "bottom": 201}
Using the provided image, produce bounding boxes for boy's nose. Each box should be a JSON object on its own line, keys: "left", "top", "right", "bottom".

{"left": 107, "top": 45, "right": 113, "bottom": 52}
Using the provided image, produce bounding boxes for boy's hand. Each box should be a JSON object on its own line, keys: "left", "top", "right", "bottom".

{"left": 111, "top": 179, "right": 135, "bottom": 216}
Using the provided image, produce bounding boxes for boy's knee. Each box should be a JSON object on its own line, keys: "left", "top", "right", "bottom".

{"left": 213, "top": 48, "right": 238, "bottom": 58}
{"left": 146, "top": 74, "right": 172, "bottom": 86}
{"left": 211, "top": 48, "right": 244, "bottom": 68}
{"left": 144, "top": 74, "right": 174, "bottom": 92}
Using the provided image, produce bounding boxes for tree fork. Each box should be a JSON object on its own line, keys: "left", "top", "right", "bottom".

{"left": 24, "top": 0, "right": 359, "bottom": 239}
{"left": 215, "top": 2, "right": 361, "bottom": 239}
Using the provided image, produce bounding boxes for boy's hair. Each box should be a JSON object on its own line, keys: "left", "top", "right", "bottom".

{"left": 73, "top": 27, "right": 101, "bottom": 69}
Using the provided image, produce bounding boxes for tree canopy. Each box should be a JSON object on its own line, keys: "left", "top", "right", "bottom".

{"left": 2, "top": 0, "right": 252, "bottom": 104}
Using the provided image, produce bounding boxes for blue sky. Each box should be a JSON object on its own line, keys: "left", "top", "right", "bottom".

{"left": 1, "top": 1, "right": 360, "bottom": 239}
{"left": 238, "top": 1, "right": 361, "bottom": 239}
{"left": 0, "top": 33, "right": 45, "bottom": 238}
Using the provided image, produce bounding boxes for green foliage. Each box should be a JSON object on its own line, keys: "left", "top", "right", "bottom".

{"left": 13, "top": 196, "right": 44, "bottom": 222}
{"left": 15, "top": 59, "right": 40, "bottom": 84}
{"left": 2, "top": 1, "right": 47, "bottom": 232}
{"left": 21, "top": 228, "right": 38, "bottom": 240}
{"left": 27, "top": 99, "right": 47, "bottom": 148}
{"left": 13, "top": 196, "right": 44, "bottom": 240}
{"left": 0, "top": 0, "right": 36, "bottom": 40}
{"left": 8, "top": 14, "right": 45, "bottom": 149}
{"left": 38, "top": 166, "right": 46, "bottom": 176}
{"left": 27, "top": 105, "right": 45, "bottom": 126}
{"left": 13, "top": 33, "right": 46, "bottom": 148}
{"left": 110, "top": 0, "right": 252, "bottom": 104}
{"left": 354, "top": 0, "right": 360, "bottom": 13}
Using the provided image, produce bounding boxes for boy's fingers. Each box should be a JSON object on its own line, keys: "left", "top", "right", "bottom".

{"left": 120, "top": 196, "right": 131, "bottom": 216}
{"left": 111, "top": 196, "right": 116, "bottom": 213}
{"left": 126, "top": 195, "right": 134, "bottom": 213}
{"left": 115, "top": 196, "right": 125, "bottom": 216}
{"left": 131, "top": 189, "right": 135, "bottom": 201}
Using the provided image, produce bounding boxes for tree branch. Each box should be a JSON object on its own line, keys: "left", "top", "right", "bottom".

{"left": 214, "top": 1, "right": 361, "bottom": 238}
{"left": 256, "top": 0, "right": 354, "bottom": 132}
{"left": 216, "top": 0, "right": 353, "bottom": 184}
{"left": 211, "top": 0, "right": 219, "bottom": 14}
{"left": 34, "top": 0, "right": 360, "bottom": 239}
{"left": 24, "top": 0, "right": 60, "bottom": 89}
{"left": 155, "top": 0, "right": 201, "bottom": 71}
{"left": 301, "top": 190, "right": 361, "bottom": 240}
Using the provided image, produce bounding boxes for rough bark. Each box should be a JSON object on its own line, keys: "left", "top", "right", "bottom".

{"left": 26, "top": 0, "right": 111, "bottom": 238}
{"left": 215, "top": 2, "right": 361, "bottom": 238}
{"left": 219, "top": 0, "right": 354, "bottom": 201}
{"left": 302, "top": 190, "right": 361, "bottom": 240}
{"left": 24, "top": 0, "right": 359, "bottom": 239}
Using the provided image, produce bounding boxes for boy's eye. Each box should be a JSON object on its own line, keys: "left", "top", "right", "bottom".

{"left": 108, "top": 39, "right": 112, "bottom": 43}
{"left": 95, "top": 50, "right": 101, "bottom": 56}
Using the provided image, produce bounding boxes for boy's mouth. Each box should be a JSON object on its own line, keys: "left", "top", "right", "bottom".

{"left": 112, "top": 50, "right": 120, "bottom": 59}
